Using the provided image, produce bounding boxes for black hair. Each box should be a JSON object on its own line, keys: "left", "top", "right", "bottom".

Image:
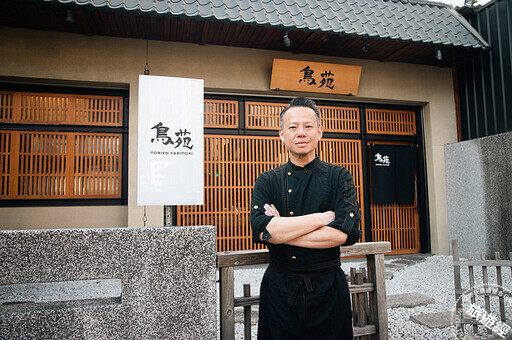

{"left": 279, "top": 97, "right": 321, "bottom": 128}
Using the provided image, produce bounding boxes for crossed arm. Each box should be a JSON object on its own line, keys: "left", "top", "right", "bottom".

{"left": 260, "top": 203, "right": 348, "bottom": 249}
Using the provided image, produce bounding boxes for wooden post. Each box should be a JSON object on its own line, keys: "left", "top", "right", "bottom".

{"left": 355, "top": 272, "right": 366, "bottom": 328}
{"left": 495, "top": 252, "right": 505, "bottom": 321}
{"left": 350, "top": 267, "right": 358, "bottom": 325}
{"left": 481, "top": 252, "right": 491, "bottom": 335}
{"left": 219, "top": 266, "right": 235, "bottom": 340}
{"left": 468, "top": 252, "right": 477, "bottom": 333}
{"left": 452, "top": 240, "right": 462, "bottom": 314}
{"left": 243, "top": 284, "right": 251, "bottom": 340}
{"left": 366, "top": 253, "right": 388, "bottom": 340}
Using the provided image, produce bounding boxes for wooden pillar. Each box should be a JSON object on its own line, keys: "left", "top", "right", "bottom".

{"left": 219, "top": 266, "right": 235, "bottom": 340}
{"left": 366, "top": 253, "right": 388, "bottom": 340}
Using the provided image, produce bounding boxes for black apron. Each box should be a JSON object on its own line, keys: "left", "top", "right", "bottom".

{"left": 258, "top": 257, "right": 353, "bottom": 340}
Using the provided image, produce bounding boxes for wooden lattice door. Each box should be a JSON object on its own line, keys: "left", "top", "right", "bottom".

{"left": 366, "top": 109, "right": 421, "bottom": 254}
{"left": 176, "top": 135, "right": 365, "bottom": 251}
{"left": 176, "top": 99, "right": 365, "bottom": 252}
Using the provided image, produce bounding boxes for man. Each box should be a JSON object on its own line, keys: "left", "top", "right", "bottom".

{"left": 250, "top": 97, "right": 362, "bottom": 339}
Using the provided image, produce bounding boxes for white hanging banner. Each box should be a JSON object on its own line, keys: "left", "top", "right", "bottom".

{"left": 137, "top": 75, "right": 204, "bottom": 206}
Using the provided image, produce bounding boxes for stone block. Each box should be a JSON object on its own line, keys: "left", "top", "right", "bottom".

{"left": 387, "top": 293, "right": 435, "bottom": 308}
{"left": 445, "top": 131, "right": 512, "bottom": 258}
{"left": 0, "top": 226, "right": 217, "bottom": 339}
{"left": 409, "top": 311, "right": 453, "bottom": 329}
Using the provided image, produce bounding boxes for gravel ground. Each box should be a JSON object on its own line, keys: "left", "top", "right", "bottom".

{"left": 222, "top": 255, "right": 512, "bottom": 339}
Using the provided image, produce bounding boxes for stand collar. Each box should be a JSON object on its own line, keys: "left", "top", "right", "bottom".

{"left": 286, "top": 156, "right": 320, "bottom": 172}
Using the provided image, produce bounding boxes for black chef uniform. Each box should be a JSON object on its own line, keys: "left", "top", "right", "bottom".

{"left": 250, "top": 156, "right": 362, "bottom": 340}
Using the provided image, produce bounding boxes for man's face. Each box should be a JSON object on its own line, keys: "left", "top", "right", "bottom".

{"left": 279, "top": 106, "right": 323, "bottom": 161}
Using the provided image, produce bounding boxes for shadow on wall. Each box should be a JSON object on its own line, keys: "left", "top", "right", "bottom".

{"left": 445, "top": 131, "right": 512, "bottom": 258}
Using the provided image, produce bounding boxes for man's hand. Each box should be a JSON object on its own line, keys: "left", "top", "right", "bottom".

{"left": 264, "top": 203, "right": 280, "bottom": 217}
{"left": 260, "top": 204, "right": 336, "bottom": 244}
{"left": 264, "top": 204, "right": 335, "bottom": 225}
{"left": 319, "top": 210, "right": 335, "bottom": 226}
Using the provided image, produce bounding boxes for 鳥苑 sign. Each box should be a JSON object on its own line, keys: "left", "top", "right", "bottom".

{"left": 270, "top": 58, "right": 362, "bottom": 95}
{"left": 137, "top": 75, "right": 204, "bottom": 206}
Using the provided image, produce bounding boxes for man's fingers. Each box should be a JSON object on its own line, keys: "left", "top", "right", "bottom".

{"left": 264, "top": 203, "right": 273, "bottom": 216}
{"left": 270, "top": 204, "right": 280, "bottom": 217}
{"left": 264, "top": 203, "right": 280, "bottom": 217}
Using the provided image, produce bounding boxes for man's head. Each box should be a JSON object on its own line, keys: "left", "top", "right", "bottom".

{"left": 280, "top": 97, "right": 321, "bottom": 129}
{"left": 279, "top": 97, "right": 323, "bottom": 165}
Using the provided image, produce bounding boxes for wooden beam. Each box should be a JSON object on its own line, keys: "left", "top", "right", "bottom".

{"left": 295, "top": 32, "right": 321, "bottom": 54}
{"left": 339, "top": 241, "right": 391, "bottom": 257}
{"left": 257, "top": 27, "right": 278, "bottom": 49}
{"left": 217, "top": 249, "right": 269, "bottom": 268}
{"left": 452, "top": 259, "right": 512, "bottom": 267}
{"left": 216, "top": 242, "right": 391, "bottom": 267}
{"left": 381, "top": 43, "right": 413, "bottom": 62}
{"left": 353, "top": 325, "right": 377, "bottom": 337}
{"left": 74, "top": 7, "right": 93, "bottom": 36}
{"left": 199, "top": 20, "right": 210, "bottom": 45}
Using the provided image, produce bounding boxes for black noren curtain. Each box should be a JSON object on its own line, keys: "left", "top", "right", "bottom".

{"left": 370, "top": 145, "right": 416, "bottom": 205}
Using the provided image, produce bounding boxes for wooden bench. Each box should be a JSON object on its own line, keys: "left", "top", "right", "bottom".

{"left": 217, "top": 241, "right": 391, "bottom": 339}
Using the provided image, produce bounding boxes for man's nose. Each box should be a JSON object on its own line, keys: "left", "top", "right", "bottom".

{"left": 297, "top": 126, "right": 306, "bottom": 135}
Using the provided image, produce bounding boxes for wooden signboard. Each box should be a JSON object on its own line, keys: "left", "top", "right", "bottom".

{"left": 270, "top": 58, "right": 362, "bottom": 95}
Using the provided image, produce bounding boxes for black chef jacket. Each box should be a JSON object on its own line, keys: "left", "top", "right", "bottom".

{"left": 250, "top": 156, "right": 362, "bottom": 339}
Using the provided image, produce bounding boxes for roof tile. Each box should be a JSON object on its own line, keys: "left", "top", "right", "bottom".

{"left": 52, "top": 0, "right": 489, "bottom": 49}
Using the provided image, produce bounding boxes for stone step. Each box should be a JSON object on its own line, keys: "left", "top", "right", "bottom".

{"left": 387, "top": 293, "right": 435, "bottom": 309}
{"left": 409, "top": 311, "right": 453, "bottom": 329}
{"left": 356, "top": 253, "right": 432, "bottom": 280}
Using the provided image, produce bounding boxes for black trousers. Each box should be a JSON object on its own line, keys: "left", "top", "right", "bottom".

{"left": 257, "top": 266, "right": 353, "bottom": 340}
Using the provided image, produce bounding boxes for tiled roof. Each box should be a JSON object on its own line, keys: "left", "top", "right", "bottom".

{"left": 51, "top": 0, "right": 489, "bottom": 49}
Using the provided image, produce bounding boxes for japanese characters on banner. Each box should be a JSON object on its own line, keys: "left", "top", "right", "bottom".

{"left": 137, "top": 75, "right": 204, "bottom": 206}
{"left": 270, "top": 58, "right": 362, "bottom": 95}
{"left": 370, "top": 145, "right": 416, "bottom": 205}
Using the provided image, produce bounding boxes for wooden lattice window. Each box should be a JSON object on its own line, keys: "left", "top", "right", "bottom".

{"left": 0, "top": 131, "right": 122, "bottom": 199}
{"left": 0, "top": 91, "right": 125, "bottom": 201}
{"left": 366, "top": 109, "right": 416, "bottom": 135}
{"left": 176, "top": 135, "right": 364, "bottom": 252}
{"left": 0, "top": 91, "right": 123, "bottom": 126}
{"left": 321, "top": 106, "right": 360, "bottom": 133}
{"left": 0, "top": 92, "right": 14, "bottom": 121}
{"left": 245, "top": 101, "right": 360, "bottom": 133}
{"left": 204, "top": 99, "right": 238, "bottom": 128}
{"left": 73, "top": 133, "right": 122, "bottom": 197}
{"left": 0, "top": 131, "right": 12, "bottom": 197}
{"left": 245, "top": 101, "right": 286, "bottom": 130}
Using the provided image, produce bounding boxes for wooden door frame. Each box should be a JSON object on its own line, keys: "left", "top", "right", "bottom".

{"left": 360, "top": 104, "right": 430, "bottom": 254}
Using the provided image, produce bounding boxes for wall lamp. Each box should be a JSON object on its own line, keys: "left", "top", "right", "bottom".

{"left": 283, "top": 32, "right": 291, "bottom": 47}
{"left": 436, "top": 49, "right": 442, "bottom": 60}
{"left": 362, "top": 39, "right": 370, "bottom": 52}
{"left": 66, "top": 9, "right": 75, "bottom": 23}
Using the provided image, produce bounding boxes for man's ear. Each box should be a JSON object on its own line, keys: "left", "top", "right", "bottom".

{"left": 279, "top": 128, "right": 284, "bottom": 143}
{"left": 318, "top": 125, "right": 324, "bottom": 139}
